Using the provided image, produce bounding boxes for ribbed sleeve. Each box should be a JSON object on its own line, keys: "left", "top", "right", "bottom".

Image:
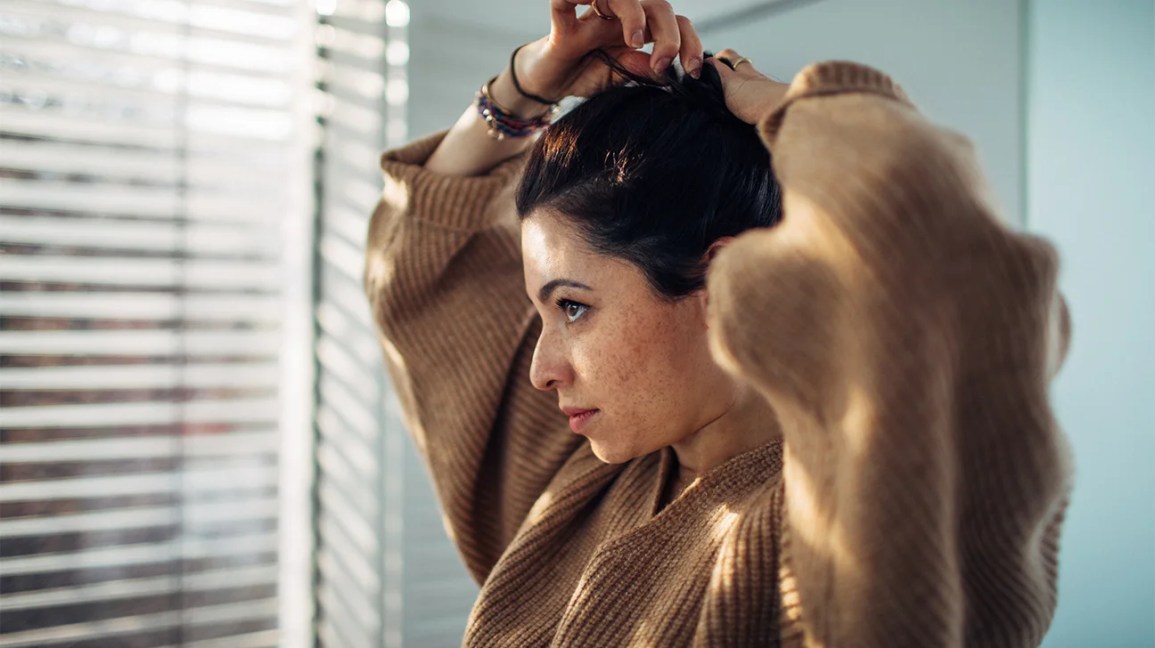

{"left": 364, "top": 130, "right": 583, "bottom": 582}
{"left": 706, "top": 61, "right": 1074, "bottom": 647}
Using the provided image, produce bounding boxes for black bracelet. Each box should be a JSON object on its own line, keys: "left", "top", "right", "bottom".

{"left": 509, "top": 44, "right": 560, "bottom": 105}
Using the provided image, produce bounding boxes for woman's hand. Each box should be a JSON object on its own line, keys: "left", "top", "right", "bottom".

{"left": 708, "top": 48, "right": 791, "bottom": 125}
{"left": 515, "top": 0, "right": 706, "bottom": 102}
{"left": 424, "top": 0, "right": 705, "bottom": 176}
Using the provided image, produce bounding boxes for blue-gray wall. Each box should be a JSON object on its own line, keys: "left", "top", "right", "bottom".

{"left": 1027, "top": 2, "right": 1155, "bottom": 646}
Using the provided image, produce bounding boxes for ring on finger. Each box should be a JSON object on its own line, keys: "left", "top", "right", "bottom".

{"left": 590, "top": 0, "right": 616, "bottom": 20}
{"left": 730, "top": 56, "right": 751, "bottom": 70}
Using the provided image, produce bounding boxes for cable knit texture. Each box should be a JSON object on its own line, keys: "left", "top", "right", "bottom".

{"left": 364, "top": 61, "right": 1073, "bottom": 647}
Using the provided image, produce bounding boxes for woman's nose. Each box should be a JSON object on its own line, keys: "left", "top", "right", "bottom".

{"left": 529, "top": 330, "right": 570, "bottom": 391}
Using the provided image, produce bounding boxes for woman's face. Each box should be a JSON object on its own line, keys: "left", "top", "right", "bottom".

{"left": 521, "top": 213, "right": 738, "bottom": 464}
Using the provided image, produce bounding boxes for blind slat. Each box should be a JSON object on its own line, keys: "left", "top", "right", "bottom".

{"left": 316, "top": 587, "right": 378, "bottom": 648}
{"left": 315, "top": 553, "right": 380, "bottom": 628}
{"left": 1, "top": 430, "right": 276, "bottom": 462}
{"left": 315, "top": 518, "right": 379, "bottom": 595}
{"left": 0, "top": 178, "right": 289, "bottom": 221}
{"left": 0, "top": 362, "right": 280, "bottom": 390}
{"left": 0, "top": 531, "right": 278, "bottom": 576}
{"left": 0, "top": 34, "right": 290, "bottom": 77}
{"left": 0, "top": 293, "right": 283, "bottom": 322}
{"left": 1, "top": 565, "right": 278, "bottom": 612}
{"left": 0, "top": 611, "right": 183, "bottom": 648}
{"left": 0, "top": 216, "right": 279, "bottom": 253}
{"left": 0, "top": 177, "right": 182, "bottom": 217}
{"left": 0, "top": 108, "right": 308, "bottom": 150}
{"left": 0, "top": 466, "right": 278, "bottom": 502}
{"left": 4, "top": 0, "right": 297, "bottom": 43}
{"left": 2, "top": 66, "right": 292, "bottom": 110}
{"left": 0, "top": 598, "right": 279, "bottom": 648}
{"left": 1, "top": 397, "right": 280, "bottom": 428}
{"left": 0, "top": 256, "right": 282, "bottom": 291}
{"left": 0, "top": 107, "right": 180, "bottom": 146}
{"left": 182, "top": 628, "right": 281, "bottom": 648}
{"left": 0, "top": 140, "right": 290, "bottom": 191}
{"left": 0, "top": 497, "right": 278, "bottom": 537}
{"left": 315, "top": 337, "right": 378, "bottom": 400}
{"left": 316, "top": 484, "right": 377, "bottom": 556}
{"left": 0, "top": 330, "right": 280, "bottom": 356}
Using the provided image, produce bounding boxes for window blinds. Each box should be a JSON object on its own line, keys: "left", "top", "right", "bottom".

{"left": 310, "top": 1, "right": 477, "bottom": 645}
{"left": 310, "top": 0, "right": 404, "bottom": 645}
{"left": 0, "top": 0, "right": 315, "bottom": 645}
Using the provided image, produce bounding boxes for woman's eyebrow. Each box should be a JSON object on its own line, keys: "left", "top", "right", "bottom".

{"left": 538, "top": 279, "right": 592, "bottom": 303}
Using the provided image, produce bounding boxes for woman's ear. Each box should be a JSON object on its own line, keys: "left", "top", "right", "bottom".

{"left": 696, "top": 236, "right": 738, "bottom": 321}
{"left": 705, "top": 236, "right": 736, "bottom": 264}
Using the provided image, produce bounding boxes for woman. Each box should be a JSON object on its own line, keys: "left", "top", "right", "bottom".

{"left": 363, "top": 0, "right": 1073, "bottom": 645}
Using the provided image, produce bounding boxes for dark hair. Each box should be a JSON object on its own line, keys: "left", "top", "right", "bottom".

{"left": 515, "top": 54, "right": 782, "bottom": 299}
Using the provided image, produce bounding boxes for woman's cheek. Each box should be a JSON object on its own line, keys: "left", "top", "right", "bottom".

{"left": 572, "top": 324, "right": 630, "bottom": 393}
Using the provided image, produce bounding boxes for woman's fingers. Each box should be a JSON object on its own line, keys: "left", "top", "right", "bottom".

{"left": 711, "top": 48, "right": 760, "bottom": 75}
{"left": 675, "top": 15, "right": 703, "bottom": 78}
{"left": 603, "top": 0, "right": 647, "bottom": 49}
{"left": 640, "top": 0, "right": 680, "bottom": 75}
{"left": 552, "top": 0, "right": 583, "bottom": 33}
{"left": 555, "top": 0, "right": 704, "bottom": 79}
{"left": 706, "top": 49, "right": 790, "bottom": 125}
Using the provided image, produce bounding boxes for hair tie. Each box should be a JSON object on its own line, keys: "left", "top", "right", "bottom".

{"left": 510, "top": 44, "right": 561, "bottom": 105}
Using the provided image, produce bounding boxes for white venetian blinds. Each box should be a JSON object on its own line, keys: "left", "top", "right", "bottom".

{"left": 310, "top": 0, "right": 407, "bottom": 645}
{"left": 0, "top": 0, "right": 314, "bottom": 645}
{"left": 310, "top": 1, "right": 479, "bottom": 644}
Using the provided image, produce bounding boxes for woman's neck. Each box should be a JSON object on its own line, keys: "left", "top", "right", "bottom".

{"left": 670, "top": 381, "right": 780, "bottom": 485}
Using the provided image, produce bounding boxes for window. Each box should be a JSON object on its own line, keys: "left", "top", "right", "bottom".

{"left": 0, "top": 0, "right": 446, "bottom": 644}
{"left": 0, "top": 0, "right": 315, "bottom": 644}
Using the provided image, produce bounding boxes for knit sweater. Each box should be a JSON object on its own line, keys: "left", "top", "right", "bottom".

{"left": 363, "top": 61, "right": 1073, "bottom": 647}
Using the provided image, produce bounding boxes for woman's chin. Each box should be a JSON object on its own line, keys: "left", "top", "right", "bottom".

{"left": 588, "top": 441, "right": 637, "bottom": 465}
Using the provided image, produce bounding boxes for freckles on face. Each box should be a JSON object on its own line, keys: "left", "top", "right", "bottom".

{"left": 522, "top": 214, "right": 727, "bottom": 463}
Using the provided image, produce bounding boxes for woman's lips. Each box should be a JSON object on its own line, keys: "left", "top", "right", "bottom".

{"left": 562, "top": 408, "right": 598, "bottom": 434}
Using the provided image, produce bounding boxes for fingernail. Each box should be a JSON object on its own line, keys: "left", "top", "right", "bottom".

{"left": 631, "top": 30, "right": 645, "bottom": 48}
{"left": 653, "top": 56, "right": 672, "bottom": 75}
{"left": 687, "top": 58, "right": 702, "bottom": 78}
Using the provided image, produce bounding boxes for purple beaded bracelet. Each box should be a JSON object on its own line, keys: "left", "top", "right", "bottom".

{"left": 475, "top": 76, "right": 558, "bottom": 140}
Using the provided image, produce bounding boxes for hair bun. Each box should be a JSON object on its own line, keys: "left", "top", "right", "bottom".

{"left": 665, "top": 61, "right": 738, "bottom": 123}
{"left": 586, "top": 49, "right": 745, "bottom": 126}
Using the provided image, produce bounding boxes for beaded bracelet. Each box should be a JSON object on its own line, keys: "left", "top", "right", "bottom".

{"left": 475, "top": 76, "right": 558, "bottom": 140}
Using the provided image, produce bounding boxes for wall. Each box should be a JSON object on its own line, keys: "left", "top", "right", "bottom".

{"left": 1027, "top": 2, "right": 1155, "bottom": 646}
{"left": 706, "top": 0, "right": 1025, "bottom": 221}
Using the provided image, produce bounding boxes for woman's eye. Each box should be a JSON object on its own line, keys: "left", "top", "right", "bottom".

{"left": 557, "top": 299, "right": 589, "bottom": 323}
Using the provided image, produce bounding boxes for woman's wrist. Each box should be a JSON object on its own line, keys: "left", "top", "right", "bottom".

{"left": 488, "top": 69, "right": 554, "bottom": 119}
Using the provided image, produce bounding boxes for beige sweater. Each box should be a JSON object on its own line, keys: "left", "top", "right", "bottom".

{"left": 364, "top": 61, "right": 1073, "bottom": 647}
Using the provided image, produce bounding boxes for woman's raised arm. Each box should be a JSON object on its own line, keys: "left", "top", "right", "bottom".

{"left": 364, "top": 0, "right": 708, "bottom": 582}
{"left": 707, "top": 58, "right": 1073, "bottom": 646}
